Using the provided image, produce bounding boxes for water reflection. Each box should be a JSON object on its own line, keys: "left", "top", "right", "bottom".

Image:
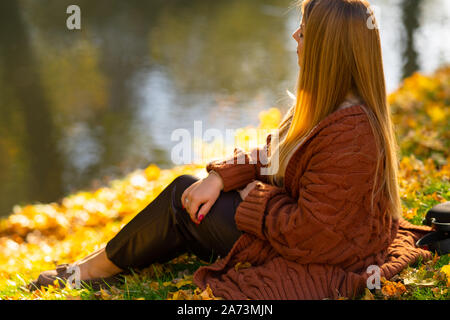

{"left": 0, "top": 0, "right": 448, "bottom": 217}
{"left": 401, "top": 0, "right": 421, "bottom": 79}
{"left": 0, "top": 1, "right": 64, "bottom": 210}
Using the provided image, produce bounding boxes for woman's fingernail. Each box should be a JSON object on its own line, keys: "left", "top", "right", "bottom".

{"left": 198, "top": 214, "right": 204, "bottom": 222}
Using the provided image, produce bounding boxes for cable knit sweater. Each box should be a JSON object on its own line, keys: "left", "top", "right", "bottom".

{"left": 193, "top": 104, "right": 433, "bottom": 300}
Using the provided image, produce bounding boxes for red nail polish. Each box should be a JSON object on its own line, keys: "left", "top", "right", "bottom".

{"left": 198, "top": 214, "right": 204, "bottom": 222}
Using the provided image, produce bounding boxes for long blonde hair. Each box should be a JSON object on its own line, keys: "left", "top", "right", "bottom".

{"left": 267, "top": 0, "right": 402, "bottom": 220}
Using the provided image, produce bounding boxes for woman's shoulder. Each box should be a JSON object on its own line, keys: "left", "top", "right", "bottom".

{"left": 306, "top": 104, "right": 378, "bottom": 160}
{"left": 311, "top": 104, "right": 373, "bottom": 142}
{"left": 284, "top": 104, "right": 378, "bottom": 190}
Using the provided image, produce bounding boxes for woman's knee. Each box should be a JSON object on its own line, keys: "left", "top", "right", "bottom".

{"left": 171, "top": 174, "right": 199, "bottom": 189}
{"left": 170, "top": 174, "right": 199, "bottom": 205}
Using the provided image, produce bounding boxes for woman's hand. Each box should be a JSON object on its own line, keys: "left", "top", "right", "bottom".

{"left": 238, "top": 180, "right": 262, "bottom": 201}
{"left": 181, "top": 172, "right": 224, "bottom": 224}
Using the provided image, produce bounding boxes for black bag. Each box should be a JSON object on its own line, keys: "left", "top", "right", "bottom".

{"left": 416, "top": 201, "right": 450, "bottom": 255}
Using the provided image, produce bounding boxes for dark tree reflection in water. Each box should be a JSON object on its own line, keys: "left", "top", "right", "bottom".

{"left": 401, "top": 0, "right": 422, "bottom": 79}
{"left": 0, "top": 1, "right": 64, "bottom": 211}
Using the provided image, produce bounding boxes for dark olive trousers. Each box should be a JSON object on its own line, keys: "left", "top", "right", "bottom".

{"left": 105, "top": 175, "right": 243, "bottom": 270}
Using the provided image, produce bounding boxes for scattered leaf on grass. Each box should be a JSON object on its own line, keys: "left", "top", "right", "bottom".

{"left": 361, "top": 288, "right": 375, "bottom": 300}
{"left": 381, "top": 281, "right": 407, "bottom": 298}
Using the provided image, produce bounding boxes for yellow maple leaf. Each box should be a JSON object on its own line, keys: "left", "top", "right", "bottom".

{"left": 440, "top": 265, "right": 450, "bottom": 286}
{"left": 361, "top": 288, "right": 375, "bottom": 300}
{"left": 174, "top": 279, "right": 192, "bottom": 289}
{"left": 144, "top": 165, "right": 161, "bottom": 181}
{"left": 99, "top": 288, "right": 112, "bottom": 300}
{"left": 425, "top": 104, "right": 446, "bottom": 123}
{"left": 381, "top": 281, "right": 406, "bottom": 298}
{"left": 168, "top": 289, "right": 193, "bottom": 300}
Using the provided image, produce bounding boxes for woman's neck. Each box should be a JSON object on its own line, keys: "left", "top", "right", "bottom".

{"left": 338, "top": 91, "right": 363, "bottom": 110}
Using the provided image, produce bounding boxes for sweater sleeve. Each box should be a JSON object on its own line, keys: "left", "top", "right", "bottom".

{"left": 234, "top": 122, "right": 380, "bottom": 263}
{"left": 205, "top": 134, "right": 272, "bottom": 192}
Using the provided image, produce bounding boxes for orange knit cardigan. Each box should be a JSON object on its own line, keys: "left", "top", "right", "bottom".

{"left": 192, "top": 104, "right": 433, "bottom": 300}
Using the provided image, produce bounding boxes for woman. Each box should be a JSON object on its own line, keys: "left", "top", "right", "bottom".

{"left": 30, "top": 0, "right": 433, "bottom": 299}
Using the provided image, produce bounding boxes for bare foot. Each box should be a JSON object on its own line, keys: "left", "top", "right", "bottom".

{"left": 73, "top": 247, "right": 123, "bottom": 280}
